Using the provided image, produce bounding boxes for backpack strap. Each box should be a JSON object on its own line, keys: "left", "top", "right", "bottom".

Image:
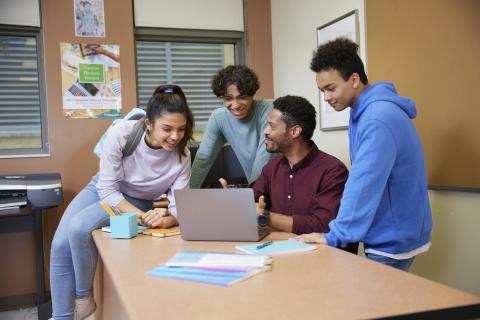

{"left": 122, "top": 116, "right": 146, "bottom": 158}
{"left": 126, "top": 112, "right": 145, "bottom": 121}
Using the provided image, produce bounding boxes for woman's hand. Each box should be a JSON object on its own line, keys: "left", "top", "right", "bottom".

{"left": 141, "top": 208, "right": 174, "bottom": 228}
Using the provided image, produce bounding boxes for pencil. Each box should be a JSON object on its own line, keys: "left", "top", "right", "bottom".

{"left": 99, "top": 200, "right": 116, "bottom": 217}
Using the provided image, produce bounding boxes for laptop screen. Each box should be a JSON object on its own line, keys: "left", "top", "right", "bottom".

{"left": 174, "top": 188, "right": 268, "bottom": 241}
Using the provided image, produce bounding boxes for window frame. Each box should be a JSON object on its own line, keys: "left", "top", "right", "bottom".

{"left": 135, "top": 27, "right": 244, "bottom": 63}
{"left": 0, "top": 24, "right": 49, "bottom": 158}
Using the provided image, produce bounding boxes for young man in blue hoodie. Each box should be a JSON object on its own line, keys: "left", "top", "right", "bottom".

{"left": 295, "top": 38, "right": 432, "bottom": 271}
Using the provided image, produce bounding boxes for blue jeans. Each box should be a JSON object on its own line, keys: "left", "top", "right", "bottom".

{"left": 366, "top": 253, "right": 415, "bottom": 272}
{"left": 50, "top": 176, "right": 153, "bottom": 320}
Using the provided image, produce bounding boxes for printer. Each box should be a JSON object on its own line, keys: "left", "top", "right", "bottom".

{"left": 0, "top": 173, "right": 63, "bottom": 214}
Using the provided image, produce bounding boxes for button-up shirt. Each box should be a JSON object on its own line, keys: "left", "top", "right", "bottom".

{"left": 252, "top": 142, "right": 348, "bottom": 234}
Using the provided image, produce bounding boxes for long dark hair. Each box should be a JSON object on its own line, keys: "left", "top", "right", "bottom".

{"left": 146, "top": 84, "right": 194, "bottom": 161}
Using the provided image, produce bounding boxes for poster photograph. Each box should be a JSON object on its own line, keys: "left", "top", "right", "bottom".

{"left": 60, "top": 42, "right": 121, "bottom": 118}
{"left": 74, "top": 0, "right": 106, "bottom": 37}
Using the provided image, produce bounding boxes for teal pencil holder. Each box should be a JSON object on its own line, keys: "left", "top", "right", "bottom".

{"left": 110, "top": 213, "right": 138, "bottom": 239}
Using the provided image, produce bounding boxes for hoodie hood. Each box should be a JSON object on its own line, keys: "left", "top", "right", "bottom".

{"left": 351, "top": 82, "right": 417, "bottom": 121}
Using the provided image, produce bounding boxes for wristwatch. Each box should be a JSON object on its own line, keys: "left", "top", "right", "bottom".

{"left": 258, "top": 209, "right": 270, "bottom": 227}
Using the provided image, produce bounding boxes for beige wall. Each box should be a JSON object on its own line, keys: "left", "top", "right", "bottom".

{"left": 270, "top": 0, "right": 480, "bottom": 297}
{"left": 271, "top": 0, "right": 367, "bottom": 166}
{"left": 411, "top": 191, "right": 480, "bottom": 295}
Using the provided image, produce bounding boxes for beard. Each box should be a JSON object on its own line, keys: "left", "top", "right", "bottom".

{"left": 265, "top": 135, "right": 290, "bottom": 154}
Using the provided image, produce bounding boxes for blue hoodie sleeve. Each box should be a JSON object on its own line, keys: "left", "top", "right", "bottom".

{"left": 324, "top": 119, "right": 397, "bottom": 248}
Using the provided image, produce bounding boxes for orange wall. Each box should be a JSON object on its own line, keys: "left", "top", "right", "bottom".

{"left": 244, "top": 0, "right": 274, "bottom": 99}
{"left": 0, "top": 0, "right": 273, "bottom": 305}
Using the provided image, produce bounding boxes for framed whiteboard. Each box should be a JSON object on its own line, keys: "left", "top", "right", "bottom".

{"left": 316, "top": 10, "right": 359, "bottom": 131}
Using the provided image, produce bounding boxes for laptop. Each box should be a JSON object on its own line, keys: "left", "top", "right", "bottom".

{"left": 174, "top": 188, "right": 269, "bottom": 241}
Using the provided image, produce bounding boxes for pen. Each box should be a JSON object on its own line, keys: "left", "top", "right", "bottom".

{"left": 256, "top": 240, "right": 273, "bottom": 250}
{"left": 112, "top": 206, "right": 122, "bottom": 216}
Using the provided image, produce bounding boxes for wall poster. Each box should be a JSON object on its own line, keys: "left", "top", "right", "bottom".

{"left": 74, "top": 0, "right": 106, "bottom": 37}
{"left": 60, "top": 42, "right": 121, "bottom": 118}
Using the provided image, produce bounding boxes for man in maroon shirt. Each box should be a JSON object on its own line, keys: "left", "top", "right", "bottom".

{"left": 252, "top": 95, "right": 352, "bottom": 244}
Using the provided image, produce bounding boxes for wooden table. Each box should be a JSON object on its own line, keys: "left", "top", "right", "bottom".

{"left": 92, "top": 231, "right": 480, "bottom": 320}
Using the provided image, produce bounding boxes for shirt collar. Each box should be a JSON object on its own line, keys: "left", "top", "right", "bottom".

{"left": 282, "top": 141, "right": 319, "bottom": 172}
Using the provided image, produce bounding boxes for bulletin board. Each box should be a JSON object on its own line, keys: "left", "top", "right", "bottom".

{"left": 365, "top": 0, "right": 480, "bottom": 191}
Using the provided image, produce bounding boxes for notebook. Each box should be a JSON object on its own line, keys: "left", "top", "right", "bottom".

{"left": 174, "top": 189, "right": 269, "bottom": 241}
{"left": 165, "top": 251, "right": 272, "bottom": 268}
{"left": 147, "top": 265, "right": 269, "bottom": 286}
{"left": 141, "top": 228, "right": 180, "bottom": 238}
{"left": 236, "top": 239, "right": 317, "bottom": 255}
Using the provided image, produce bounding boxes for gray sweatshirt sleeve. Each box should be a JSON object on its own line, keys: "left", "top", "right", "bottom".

{"left": 190, "top": 111, "right": 226, "bottom": 188}
{"left": 96, "top": 122, "right": 129, "bottom": 206}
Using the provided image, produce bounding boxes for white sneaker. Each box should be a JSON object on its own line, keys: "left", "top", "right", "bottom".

{"left": 74, "top": 295, "right": 96, "bottom": 320}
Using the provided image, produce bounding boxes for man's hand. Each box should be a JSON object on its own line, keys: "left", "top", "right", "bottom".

{"left": 219, "top": 178, "right": 228, "bottom": 189}
{"left": 293, "top": 233, "right": 326, "bottom": 244}
{"left": 256, "top": 195, "right": 267, "bottom": 217}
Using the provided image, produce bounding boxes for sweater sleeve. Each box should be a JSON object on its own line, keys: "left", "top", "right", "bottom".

{"left": 166, "top": 152, "right": 191, "bottom": 218}
{"left": 249, "top": 101, "right": 273, "bottom": 183}
{"left": 190, "top": 111, "right": 226, "bottom": 188}
{"left": 325, "top": 119, "right": 396, "bottom": 248}
{"left": 292, "top": 163, "right": 349, "bottom": 234}
{"left": 96, "top": 123, "right": 129, "bottom": 206}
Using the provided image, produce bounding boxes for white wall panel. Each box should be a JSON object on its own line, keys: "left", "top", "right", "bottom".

{"left": 271, "top": 0, "right": 366, "bottom": 166}
{"left": 134, "top": 0, "right": 244, "bottom": 31}
{"left": 0, "top": 0, "right": 40, "bottom": 27}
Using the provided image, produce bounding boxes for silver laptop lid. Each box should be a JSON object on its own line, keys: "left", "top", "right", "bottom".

{"left": 174, "top": 188, "right": 262, "bottom": 241}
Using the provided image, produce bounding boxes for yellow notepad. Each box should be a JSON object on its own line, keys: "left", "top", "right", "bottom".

{"left": 142, "top": 228, "right": 180, "bottom": 238}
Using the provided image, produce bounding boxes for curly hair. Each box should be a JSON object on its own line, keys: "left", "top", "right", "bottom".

{"left": 147, "top": 84, "right": 194, "bottom": 161}
{"left": 273, "top": 95, "right": 316, "bottom": 141}
{"left": 211, "top": 65, "right": 260, "bottom": 97}
{"left": 310, "top": 38, "right": 368, "bottom": 84}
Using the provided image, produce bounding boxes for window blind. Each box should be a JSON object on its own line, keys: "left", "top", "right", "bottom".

{"left": 0, "top": 35, "right": 41, "bottom": 138}
{"left": 136, "top": 41, "right": 225, "bottom": 127}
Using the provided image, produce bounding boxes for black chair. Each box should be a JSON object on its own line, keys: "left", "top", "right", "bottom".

{"left": 189, "top": 144, "right": 248, "bottom": 188}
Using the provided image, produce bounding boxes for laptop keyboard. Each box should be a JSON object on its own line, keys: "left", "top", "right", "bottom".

{"left": 258, "top": 228, "right": 270, "bottom": 240}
